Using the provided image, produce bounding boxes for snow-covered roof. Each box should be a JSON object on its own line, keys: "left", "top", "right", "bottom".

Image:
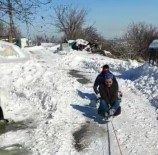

{"left": 149, "top": 39, "right": 158, "bottom": 48}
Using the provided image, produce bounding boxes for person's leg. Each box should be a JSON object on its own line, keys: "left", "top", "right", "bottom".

{"left": 98, "top": 99, "right": 109, "bottom": 116}
{"left": 149, "top": 55, "right": 151, "bottom": 64}
{"left": 0, "top": 106, "right": 4, "bottom": 120}
{"left": 152, "top": 57, "right": 156, "bottom": 65}
{"left": 100, "top": 100, "right": 109, "bottom": 112}
{"left": 152, "top": 57, "right": 154, "bottom": 65}
{"left": 109, "top": 100, "right": 120, "bottom": 115}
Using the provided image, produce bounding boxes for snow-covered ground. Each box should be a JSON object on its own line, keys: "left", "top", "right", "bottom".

{"left": 0, "top": 41, "right": 158, "bottom": 155}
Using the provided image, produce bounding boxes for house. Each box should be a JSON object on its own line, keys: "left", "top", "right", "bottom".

{"left": 15, "top": 38, "right": 31, "bottom": 48}
{"left": 148, "top": 39, "right": 158, "bottom": 65}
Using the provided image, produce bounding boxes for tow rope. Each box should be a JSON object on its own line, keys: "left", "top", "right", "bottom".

{"left": 108, "top": 119, "right": 123, "bottom": 155}
{"left": 107, "top": 122, "right": 111, "bottom": 155}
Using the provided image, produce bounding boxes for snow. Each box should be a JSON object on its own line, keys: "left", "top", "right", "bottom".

{"left": 41, "top": 43, "right": 58, "bottom": 47}
{"left": 122, "top": 63, "right": 158, "bottom": 108}
{"left": 0, "top": 40, "right": 25, "bottom": 58}
{"left": 0, "top": 41, "right": 158, "bottom": 155}
{"left": 76, "top": 39, "right": 89, "bottom": 45}
{"left": 68, "top": 40, "right": 75, "bottom": 44}
{"left": 103, "top": 50, "right": 112, "bottom": 56}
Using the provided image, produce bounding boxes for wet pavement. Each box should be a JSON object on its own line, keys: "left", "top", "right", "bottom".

{"left": 68, "top": 69, "right": 90, "bottom": 84}
{"left": 73, "top": 121, "right": 106, "bottom": 152}
{"left": 0, "top": 120, "right": 28, "bottom": 135}
{"left": 69, "top": 69, "right": 107, "bottom": 152}
{"left": 0, "top": 144, "right": 28, "bottom": 155}
{"left": 0, "top": 121, "right": 30, "bottom": 155}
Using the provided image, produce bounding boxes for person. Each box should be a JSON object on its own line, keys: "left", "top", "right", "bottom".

{"left": 97, "top": 73, "right": 121, "bottom": 118}
{"left": 93, "top": 64, "right": 118, "bottom": 95}
{"left": 0, "top": 106, "right": 8, "bottom": 123}
{"left": 0, "top": 106, "right": 4, "bottom": 120}
{"left": 149, "top": 48, "right": 157, "bottom": 65}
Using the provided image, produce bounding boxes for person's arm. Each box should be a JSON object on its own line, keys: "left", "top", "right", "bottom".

{"left": 93, "top": 75, "right": 100, "bottom": 94}
{"left": 93, "top": 85, "right": 99, "bottom": 94}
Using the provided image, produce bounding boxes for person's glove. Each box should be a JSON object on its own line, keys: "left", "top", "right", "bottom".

{"left": 93, "top": 86, "right": 99, "bottom": 95}
{"left": 96, "top": 93, "right": 100, "bottom": 98}
{"left": 96, "top": 94, "right": 101, "bottom": 108}
{"left": 96, "top": 94, "right": 101, "bottom": 102}
{"left": 109, "top": 109, "right": 115, "bottom": 116}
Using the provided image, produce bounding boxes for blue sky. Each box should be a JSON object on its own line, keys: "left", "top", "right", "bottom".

{"left": 25, "top": 0, "right": 158, "bottom": 39}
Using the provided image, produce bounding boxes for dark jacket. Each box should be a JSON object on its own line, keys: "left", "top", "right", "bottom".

{"left": 93, "top": 71, "right": 118, "bottom": 94}
{"left": 99, "top": 81, "right": 118, "bottom": 105}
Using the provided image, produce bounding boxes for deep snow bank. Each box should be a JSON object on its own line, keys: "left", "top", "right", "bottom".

{"left": 121, "top": 63, "right": 158, "bottom": 108}
{"left": 0, "top": 40, "right": 25, "bottom": 58}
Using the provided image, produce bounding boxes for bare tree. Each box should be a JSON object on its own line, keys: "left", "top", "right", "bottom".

{"left": 6, "top": 25, "right": 22, "bottom": 38}
{"left": 0, "top": 22, "right": 7, "bottom": 36}
{"left": 0, "top": 0, "right": 53, "bottom": 42}
{"left": 54, "top": 5, "right": 87, "bottom": 40}
{"left": 0, "top": 21, "right": 21, "bottom": 40}
{"left": 124, "top": 22, "right": 158, "bottom": 60}
{"left": 83, "top": 26, "right": 105, "bottom": 42}
{"left": 35, "top": 35, "right": 46, "bottom": 44}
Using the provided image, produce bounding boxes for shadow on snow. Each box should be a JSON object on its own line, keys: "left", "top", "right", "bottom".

{"left": 71, "top": 90, "right": 108, "bottom": 124}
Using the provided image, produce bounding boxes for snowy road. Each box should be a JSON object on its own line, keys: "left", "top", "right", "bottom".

{"left": 0, "top": 45, "right": 158, "bottom": 155}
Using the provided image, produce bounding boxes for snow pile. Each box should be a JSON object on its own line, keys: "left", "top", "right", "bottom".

{"left": 48, "top": 44, "right": 60, "bottom": 52}
{"left": 24, "top": 46, "right": 45, "bottom": 51}
{"left": 76, "top": 39, "right": 89, "bottom": 46}
{"left": 0, "top": 40, "right": 25, "bottom": 58}
{"left": 121, "top": 63, "right": 158, "bottom": 108}
{"left": 0, "top": 44, "right": 158, "bottom": 155}
{"left": 41, "top": 43, "right": 58, "bottom": 47}
{"left": 122, "top": 63, "right": 157, "bottom": 80}
{"left": 68, "top": 39, "right": 88, "bottom": 46}
{"left": 103, "top": 50, "right": 112, "bottom": 56}
{"left": 78, "top": 53, "right": 140, "bottom": 74}
{"left": 134, "top": 64, "right": 158, "bottom": 108}
{"left": 68, "top": 40, "right": 75, "bottom": 44}
{"left": 24, "top": 44, "right": 64, "bottom": 55}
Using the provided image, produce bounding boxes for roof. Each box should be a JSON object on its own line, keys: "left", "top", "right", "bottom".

{"left": 149, "top": 39, "right": 158, "bottom": 48}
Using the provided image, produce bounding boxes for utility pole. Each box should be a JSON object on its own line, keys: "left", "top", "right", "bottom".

{"left": 7, "top": 0, "right": 14, "bottom": 43}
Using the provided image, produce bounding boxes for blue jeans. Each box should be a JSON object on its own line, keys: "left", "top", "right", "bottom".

{"left": 98, "top": 99, "right": 120, "bottom": 116}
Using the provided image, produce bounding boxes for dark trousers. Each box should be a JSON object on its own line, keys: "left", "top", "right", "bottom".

{"left": 0, "top": 106, "right": 4, "bottom": 119}
{"left": 149, "top": 51, "right": 157, "bottom": 65}
{"left": 99, "top": 99, "right": 120, "bottom": 113}
{"left": 149, "top": 56, "right": 156, "bottom": 65}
